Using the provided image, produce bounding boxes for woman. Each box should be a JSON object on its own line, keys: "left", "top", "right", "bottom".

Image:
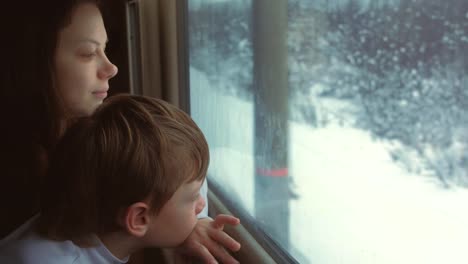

{"left": 0, "top": 1, "right": 240, "bottom": 263}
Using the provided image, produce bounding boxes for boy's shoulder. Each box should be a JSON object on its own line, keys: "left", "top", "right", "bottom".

{"left": 0, "top": 226, "right": 79, "bottom": 264}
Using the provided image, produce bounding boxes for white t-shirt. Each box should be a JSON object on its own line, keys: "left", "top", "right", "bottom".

{"left": 0, "top": 216, "right": 129, "bottom": 264}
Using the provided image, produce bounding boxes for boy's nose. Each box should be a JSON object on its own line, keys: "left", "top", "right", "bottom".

{"left": 195, "top": 196, "right": 206, "bottom": 215}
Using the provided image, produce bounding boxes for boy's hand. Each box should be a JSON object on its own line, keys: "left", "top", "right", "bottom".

{"left": 178, "top": 214, "right": 241, "bottom": 264}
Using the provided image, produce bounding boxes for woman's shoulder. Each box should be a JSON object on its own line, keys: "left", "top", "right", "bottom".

{"left": 0, "top": 216, "right": 79, "bottom": 264}
{"left": 0, "top": 214, "right": 39, "bottom": 247}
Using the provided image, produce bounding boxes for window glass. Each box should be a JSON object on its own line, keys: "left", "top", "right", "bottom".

{"left": 188, "top": 1, "right": 468, "bottom": 263}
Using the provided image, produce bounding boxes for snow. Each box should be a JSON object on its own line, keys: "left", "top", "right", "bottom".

{"left": 190, "top": 67, "right": 468, "bottom": 264}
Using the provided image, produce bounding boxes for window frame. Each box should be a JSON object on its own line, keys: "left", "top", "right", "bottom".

{"left": 177, "top": 0, "right": 300, "bottom": 263}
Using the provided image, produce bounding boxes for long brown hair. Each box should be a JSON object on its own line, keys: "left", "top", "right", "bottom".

{"left": 0, "top": 0, "right": 101, "bottom": 237}
{"left": 38, "top": 94, "right": 209, "bottom": 245}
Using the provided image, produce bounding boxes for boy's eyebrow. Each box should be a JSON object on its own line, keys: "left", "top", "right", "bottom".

{"left": 191, "top": 180, "right": 203, "bottom": 194}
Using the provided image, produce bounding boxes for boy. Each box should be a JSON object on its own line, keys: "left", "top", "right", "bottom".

{"left": 0, "top": 94, "right": 237, "bottom": 263}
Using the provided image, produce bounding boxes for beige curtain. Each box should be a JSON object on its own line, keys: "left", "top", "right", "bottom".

{"left": 136, "top": 1, "right": 187, "bottom": 263}
{"left": 138, "top": 0, "right": 184, "bottom": 107}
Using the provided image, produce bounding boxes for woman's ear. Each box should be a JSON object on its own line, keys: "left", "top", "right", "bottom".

{"left": 122, "top": 202, "right": 151, "bottom": 237}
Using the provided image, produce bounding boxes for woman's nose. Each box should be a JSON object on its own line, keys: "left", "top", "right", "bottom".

{"left": 98, "top": 56, "right": 118, "bottom": 80}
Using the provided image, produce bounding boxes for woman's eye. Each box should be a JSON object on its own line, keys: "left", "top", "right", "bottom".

{"left": 80, "top": 52, "right": 96, "bottom": 58}
{"left": 83, "top": 53, "right": 96, "bottom": 58}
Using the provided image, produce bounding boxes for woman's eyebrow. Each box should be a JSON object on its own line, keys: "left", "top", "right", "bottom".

{"left": 78, "top": 38, "right": 109, "bottom": 46}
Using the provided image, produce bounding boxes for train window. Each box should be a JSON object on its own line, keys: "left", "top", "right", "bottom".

{"left": 187, "top": 0, "right": 468, "bottom": 263}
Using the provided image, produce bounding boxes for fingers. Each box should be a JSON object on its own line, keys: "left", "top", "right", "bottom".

{"left": 209, "top": 229, "right": 241, "bottom": 252}
{"left": 180, "top": 215, "right": 241, "bottom": 264}
{"left": 212, "top": 214, "right": 240, "bottom": 229}
{"left": 203, "top": 239, "right": 240, "bottom": 264}
{"left": 186, "top": 242, "right": 219, "bottom": 264}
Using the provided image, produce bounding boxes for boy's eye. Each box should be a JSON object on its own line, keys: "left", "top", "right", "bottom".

{"left": 192, "top": 193, "right": 200, "bottom": 201}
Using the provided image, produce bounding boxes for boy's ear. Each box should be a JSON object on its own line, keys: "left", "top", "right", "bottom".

{"left": 121, "top": 202, "right": 151, "bottom": 237}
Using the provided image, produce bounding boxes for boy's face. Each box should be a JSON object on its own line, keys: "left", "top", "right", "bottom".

{"left": 145, "top": 179, "right": 205, "bottom": 247}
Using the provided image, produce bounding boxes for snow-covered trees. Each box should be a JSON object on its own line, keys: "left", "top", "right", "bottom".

{"left": 316, "top": 0, "right": 468, "bottom": 186}
{"left": 188, "top": 0, "right": 468, "bottom": 186}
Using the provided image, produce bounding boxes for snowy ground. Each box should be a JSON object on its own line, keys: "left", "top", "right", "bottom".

{"left": 190, "top": 67, "right": 468, "bottom": 264}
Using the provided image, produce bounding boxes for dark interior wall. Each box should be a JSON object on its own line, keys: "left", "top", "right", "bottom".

{"left": 101, "top": 0, "right": 131, "bottom": 95}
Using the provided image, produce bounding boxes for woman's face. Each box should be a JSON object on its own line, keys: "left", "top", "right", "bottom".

{"left": 54, "top": 3, "right": 118, "bottom": 118}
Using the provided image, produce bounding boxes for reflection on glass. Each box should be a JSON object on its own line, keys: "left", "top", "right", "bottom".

{"left": 189, "top": 0, "right": 468, "bottom": 263}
